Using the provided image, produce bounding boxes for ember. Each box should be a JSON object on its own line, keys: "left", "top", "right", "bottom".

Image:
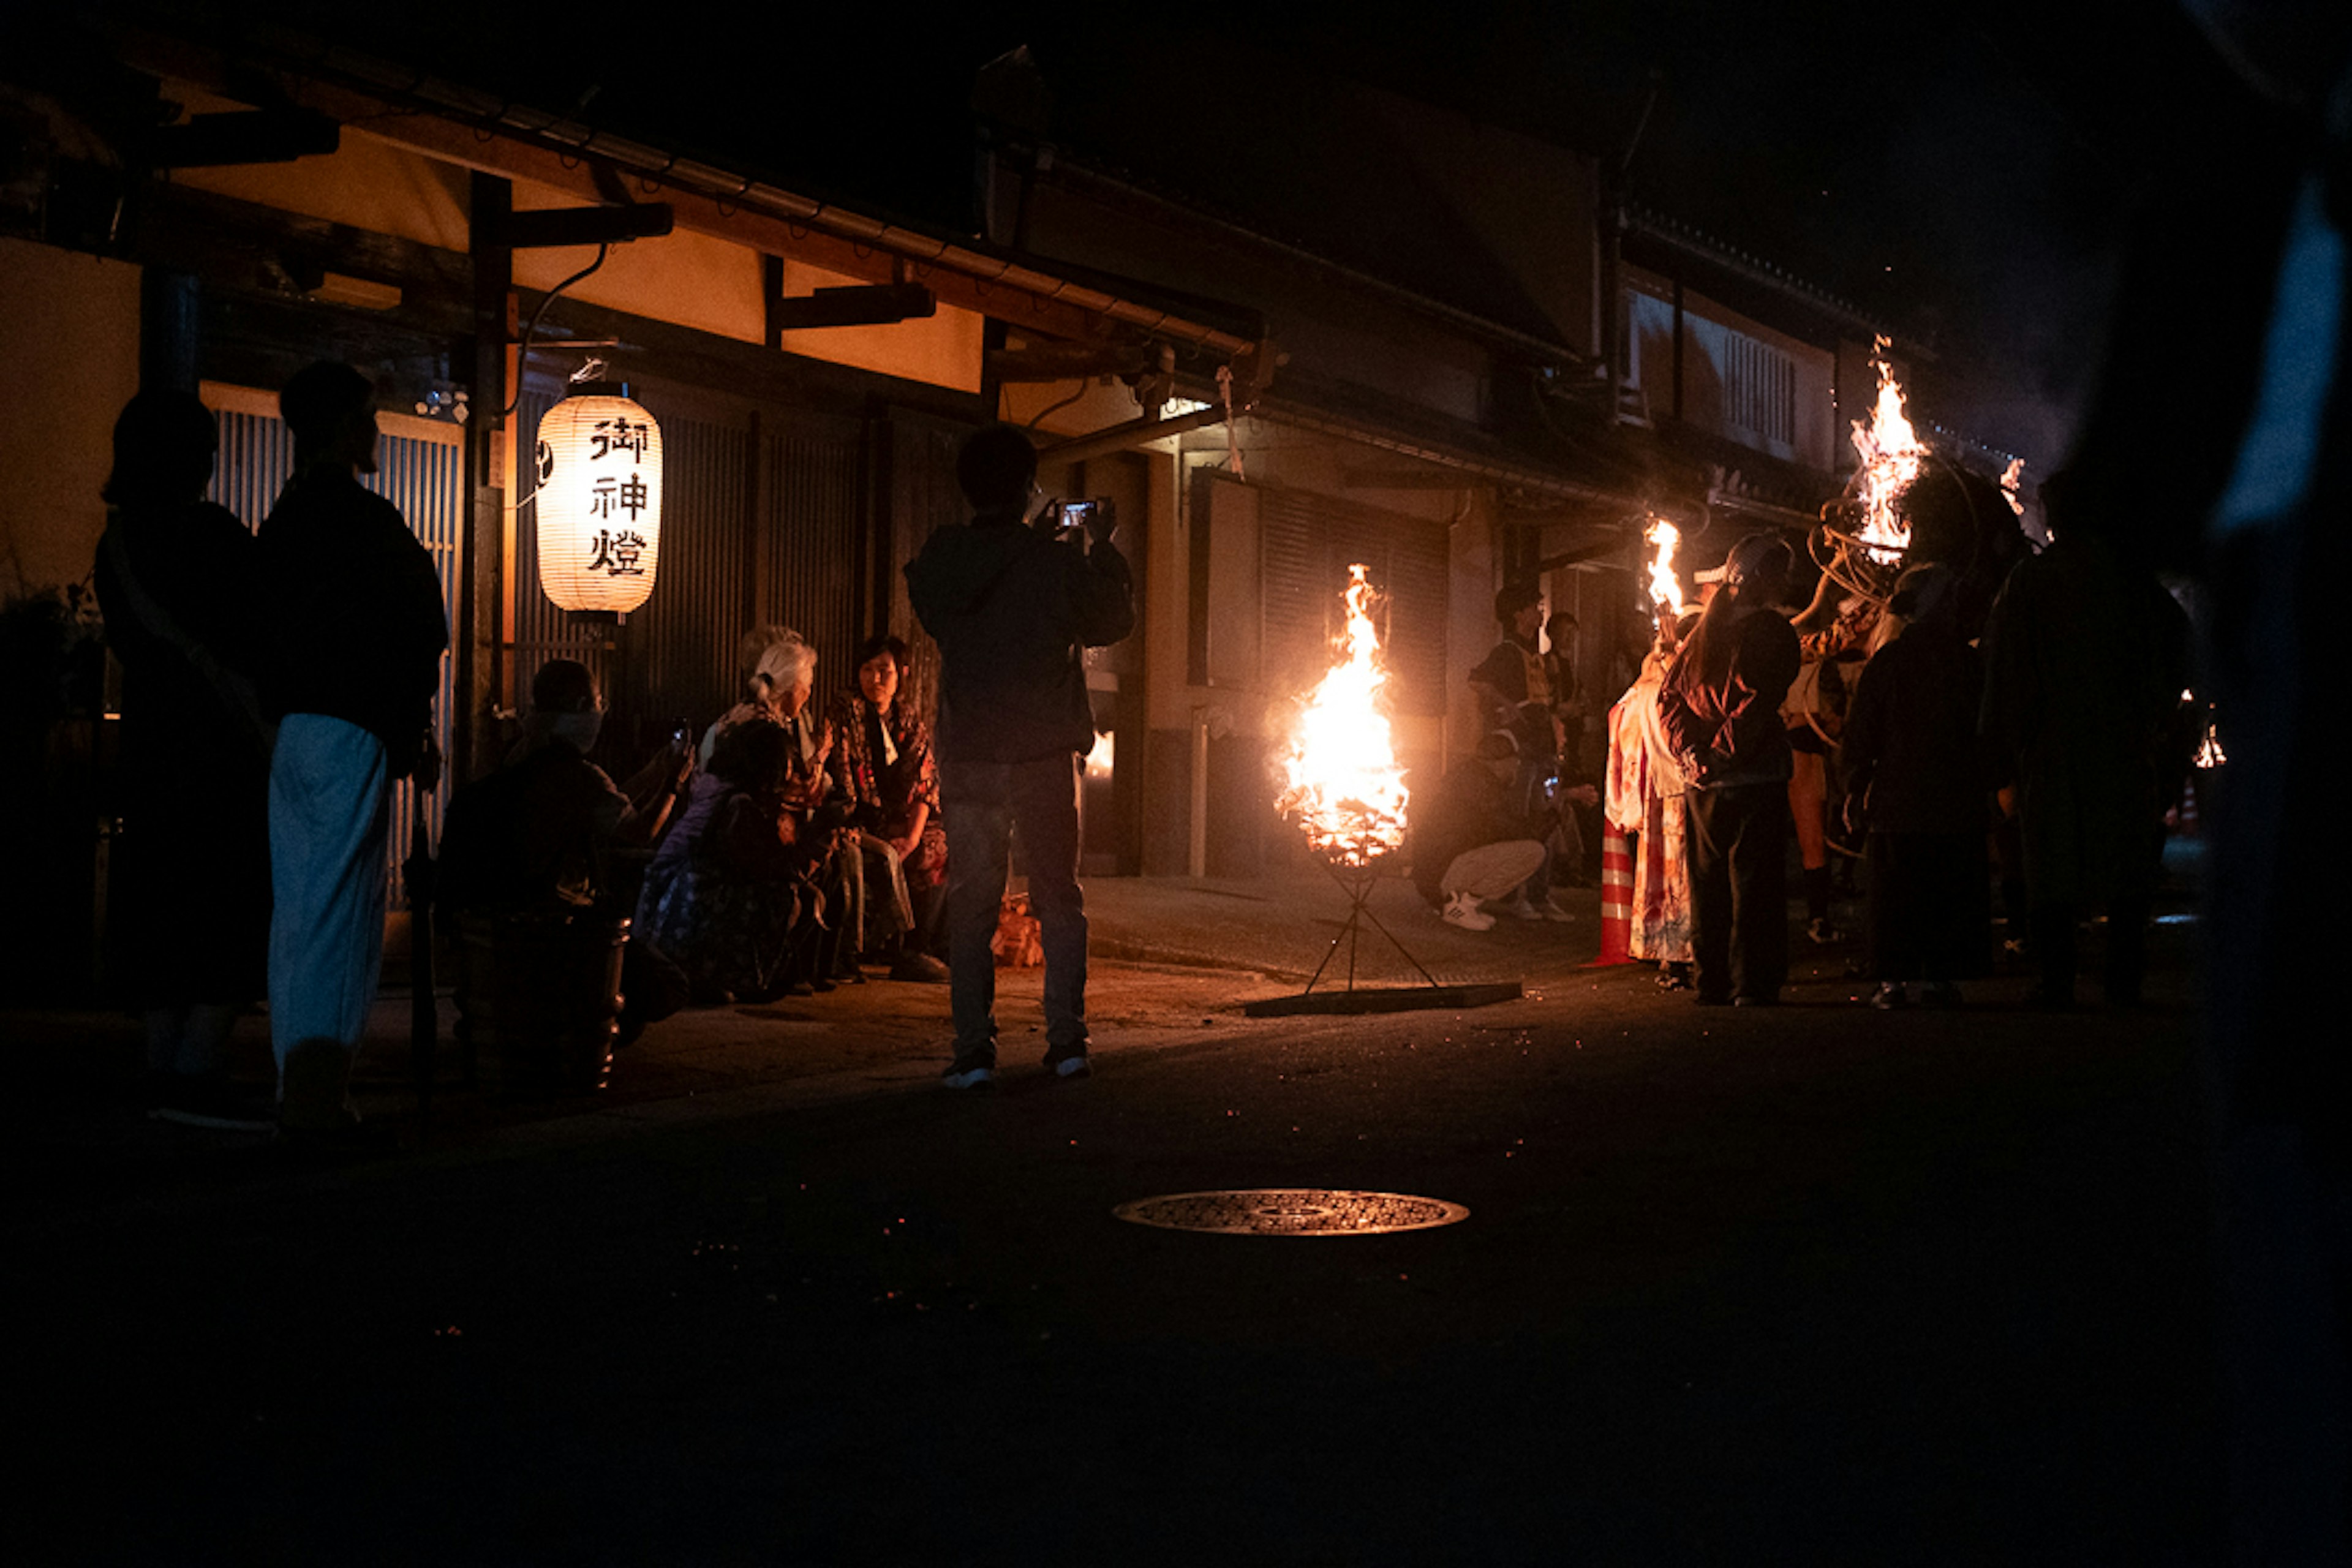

{"left": 1275, "top": 564, "right": 1411, "bottom": 868}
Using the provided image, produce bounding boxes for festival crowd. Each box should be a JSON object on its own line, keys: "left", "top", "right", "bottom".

{"left": 94, "top": 352, "right": 2193, "bottom": 1145}
{"left": 1424, "top": 476, "right": 2193, "bottom": 1016}
{"left": 99, "top": 370, "right": 1130, "bottom": 1142}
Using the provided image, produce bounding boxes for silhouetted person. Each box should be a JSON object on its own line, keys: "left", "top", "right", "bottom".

{"left": 92, "top": 390, "right": 273, "bottom": 1130}
{"left": 1409, "top": 729, "right": 1551, "bottom": 932}
{"left": 1659, "top": 533, "right": 1802, "bottom": 1006}
{"left": 255, "top": 361, "right": 448, "bottom": 1146}
{"left": 437, "top": 659, "right": 693, "bottom": 1043}
{"left": 1469, "top": 581, "right": 1571, "bottom": 921}
{"left": 1980, "top": 468, "right": 2187, "bottom": 1008}
{"left": 636, "top": 718, "right": 823, "bottom": 1004}
{"left": 905, "top": 424, "right": 1133, "bottom": 1087}
{"left": 1841, "top": 564, "right": 1991, "bottom": 1008}
{"left": 1543, "top": 609, "right": 1602, "bottom": 883}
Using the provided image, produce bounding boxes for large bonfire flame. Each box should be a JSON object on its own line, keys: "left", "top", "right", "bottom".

{"left": 1643, "top": 518, "right": 1687, "bottom": 617}
{"left": 1276, "top": 564, "right": 1411, "bottom": 868}
{"left": 1849, "top": 337, "right": 1928, "bottom": 565}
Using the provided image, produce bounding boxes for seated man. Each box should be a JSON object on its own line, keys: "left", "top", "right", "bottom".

{"left": 437, "top": 659, "right": 693, "bottom": 1042}
{"left": 1409, "top": 731, "right": 1553, "bottom": 932}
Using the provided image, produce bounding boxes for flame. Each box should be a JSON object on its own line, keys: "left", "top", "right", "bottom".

{"left": 1643, "top": 518, "right": 1687, "bottom": 616}
{"left": 1849, "top": 338, "right": 1928, "bottom": 565}
{"left": 1276, "top": 565, "right": 1411, "bottom": 867}
{"left": 1999, "top": 457, "right": 2026, "bottom": 519}
{"left": 2185, "top": 689, "right": 2226, "bottom": 768}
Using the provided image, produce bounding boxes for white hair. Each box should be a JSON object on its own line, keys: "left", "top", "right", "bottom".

{"left": 751, "top": 630, "right": 815, "bottom": 698}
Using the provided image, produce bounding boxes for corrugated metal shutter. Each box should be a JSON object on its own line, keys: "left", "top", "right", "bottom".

{"left": 511, "top": 382, "right": 870, "bottom": 746}
{"left": 633, "top": 409, "right": 752, "bottom": 726}
{"left": 886, "top": 413, "right": 973, "bottom": 728}
{"left": 1255, "top": 485, "right": 1448, "bottom": 715}
{"left": 764, "top": 418, "right": 864, "bottom": 702}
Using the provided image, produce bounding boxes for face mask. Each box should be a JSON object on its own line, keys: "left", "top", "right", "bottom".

{"left": 549, "top": 711, "right": 603, "bottom": 754}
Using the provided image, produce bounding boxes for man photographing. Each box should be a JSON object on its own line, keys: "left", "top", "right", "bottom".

{"left": 906, "top": 425, "right": 1135, "bottom": 1088}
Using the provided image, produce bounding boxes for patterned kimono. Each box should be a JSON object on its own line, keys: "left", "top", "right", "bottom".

{"left": 634, "top": 772, "right": 806, "bottom": 998}
{"left": 1605, "top": 657, "right": 1694, "bottom": 963}
{"left": 826, "top": 691, "right": 947, "bottom": 889}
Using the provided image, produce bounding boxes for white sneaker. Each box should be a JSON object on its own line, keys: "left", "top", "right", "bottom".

{"left": 1493, "top": 895, "right": 1542, "bottom": 921}
{"left": 1442, "top": 894, "right": 1496, "bottom": 931}
{"left": 1536, "top": 897, "right": 1575, "bottom": 924}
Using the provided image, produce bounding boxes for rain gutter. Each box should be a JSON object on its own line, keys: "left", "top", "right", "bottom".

{"left": 1253, "top": 399, "right": 1641, "bottom": 508}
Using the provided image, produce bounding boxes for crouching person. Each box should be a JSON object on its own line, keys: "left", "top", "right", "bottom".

{"left": 1410, "top": 731, "right": 1551, "bottom": 931}
{"left": 438, "top": 661, "right": 693, "bottom": 1060}
{"left": 635, "top": 718, "right": 828, "bottom": 1004}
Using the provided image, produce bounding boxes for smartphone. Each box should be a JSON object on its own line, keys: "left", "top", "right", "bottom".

{"left": 1054, "top": 498, "right": 1116, "bottom": 543}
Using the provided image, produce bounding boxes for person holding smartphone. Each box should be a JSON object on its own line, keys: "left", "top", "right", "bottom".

{"left": 905, "top": 426, "right": 1134, "bottom": 1087}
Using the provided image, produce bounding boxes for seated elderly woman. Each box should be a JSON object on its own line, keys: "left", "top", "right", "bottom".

{"left": 826, "top": 634, "right": 949, "bottom": 982}
{"left": 697, "top": 627, "right": 867, "bottom": 989}
{"left": 636, "top": 718, "right": 827, "bottom": 1003}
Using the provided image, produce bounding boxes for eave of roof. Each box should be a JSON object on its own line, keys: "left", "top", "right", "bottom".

{"left": 111, "top": 18, "right": 1268, "bottom": 364}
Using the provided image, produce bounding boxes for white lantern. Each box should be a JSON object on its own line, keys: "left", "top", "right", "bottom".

{"left": 535, "top": 383, "right": 663, "bottom": 619}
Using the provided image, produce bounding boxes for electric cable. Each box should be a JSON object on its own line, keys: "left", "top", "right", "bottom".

{"left": 500, "top": 243, "right": 611, "bottom": 417}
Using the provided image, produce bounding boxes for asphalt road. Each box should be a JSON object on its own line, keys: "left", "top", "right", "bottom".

{"left": 13, "top": 899, "right": 2218, "bottom": 1565}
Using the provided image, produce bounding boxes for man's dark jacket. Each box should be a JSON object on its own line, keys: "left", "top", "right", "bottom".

{"left": 255, "top": 469, "right": 448, "bottom": 774}
{"left": 1409, "top": 759, "right": 1540, "bottom": 908}
{"left": 903, "top": 511, "right": 1134, "bottom": 764}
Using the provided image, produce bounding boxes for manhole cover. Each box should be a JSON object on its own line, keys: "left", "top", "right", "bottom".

{"left": 1112, "top": 1189, "right": 1469, "bottom": 1236}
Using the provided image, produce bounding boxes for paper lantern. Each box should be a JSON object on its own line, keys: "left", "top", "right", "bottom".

{"left": 535, "top": 383, "right": 663, "bottom": 619}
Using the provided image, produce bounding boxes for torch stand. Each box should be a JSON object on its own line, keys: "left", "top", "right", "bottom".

{"left": 1243, "top": 856, "right": 1523, "bottom": 1019}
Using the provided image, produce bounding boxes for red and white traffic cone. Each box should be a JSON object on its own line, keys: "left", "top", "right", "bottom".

{"left": 1592, "top": 826, "right": 1635, "bottom": 965}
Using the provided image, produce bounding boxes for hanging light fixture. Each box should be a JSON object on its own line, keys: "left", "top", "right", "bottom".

{"left": 534, "top": 380, "right": 663, "bottom": 621}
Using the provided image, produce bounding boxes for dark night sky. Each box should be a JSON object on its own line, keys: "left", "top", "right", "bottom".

{"left": 194, "top": 0, "right": 2301, "bottom": 466}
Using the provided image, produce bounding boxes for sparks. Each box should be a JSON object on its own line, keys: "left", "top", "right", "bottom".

{"left": 1276, "top": 565, "right": 1411, "bottom": 867}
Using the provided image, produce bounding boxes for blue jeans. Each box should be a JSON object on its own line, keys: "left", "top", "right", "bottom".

{"left": 943, "top": 753, "right": 1088, "bottom": 1058}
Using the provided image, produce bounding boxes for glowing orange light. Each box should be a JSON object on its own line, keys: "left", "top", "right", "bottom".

{"left": 1276, "top": 565, "right": 1411, "bottom": 867}
{"left": 2185, "top": 689, "right": 2226, "bottom": 767}
{"left": 1849, "top": 337, "right": 1926, "bottom": 565}
{"left": 2000, "top": 457, "right": 2027, "bottom": 519}
{"left": 1643, "top": 518, "right": 1687, "bottom": 616}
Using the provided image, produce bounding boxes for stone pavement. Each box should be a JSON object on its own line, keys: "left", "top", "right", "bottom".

{"left": 11, "top": 868, "right": 1607, "bottom": 1167}
{"left": 11, "top": 851, "right": 2232, "bottom": 1563}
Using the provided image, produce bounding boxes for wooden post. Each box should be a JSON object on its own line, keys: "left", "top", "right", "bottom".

{"left": 465, "top": 173, "right": 514, "bottom": 786}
